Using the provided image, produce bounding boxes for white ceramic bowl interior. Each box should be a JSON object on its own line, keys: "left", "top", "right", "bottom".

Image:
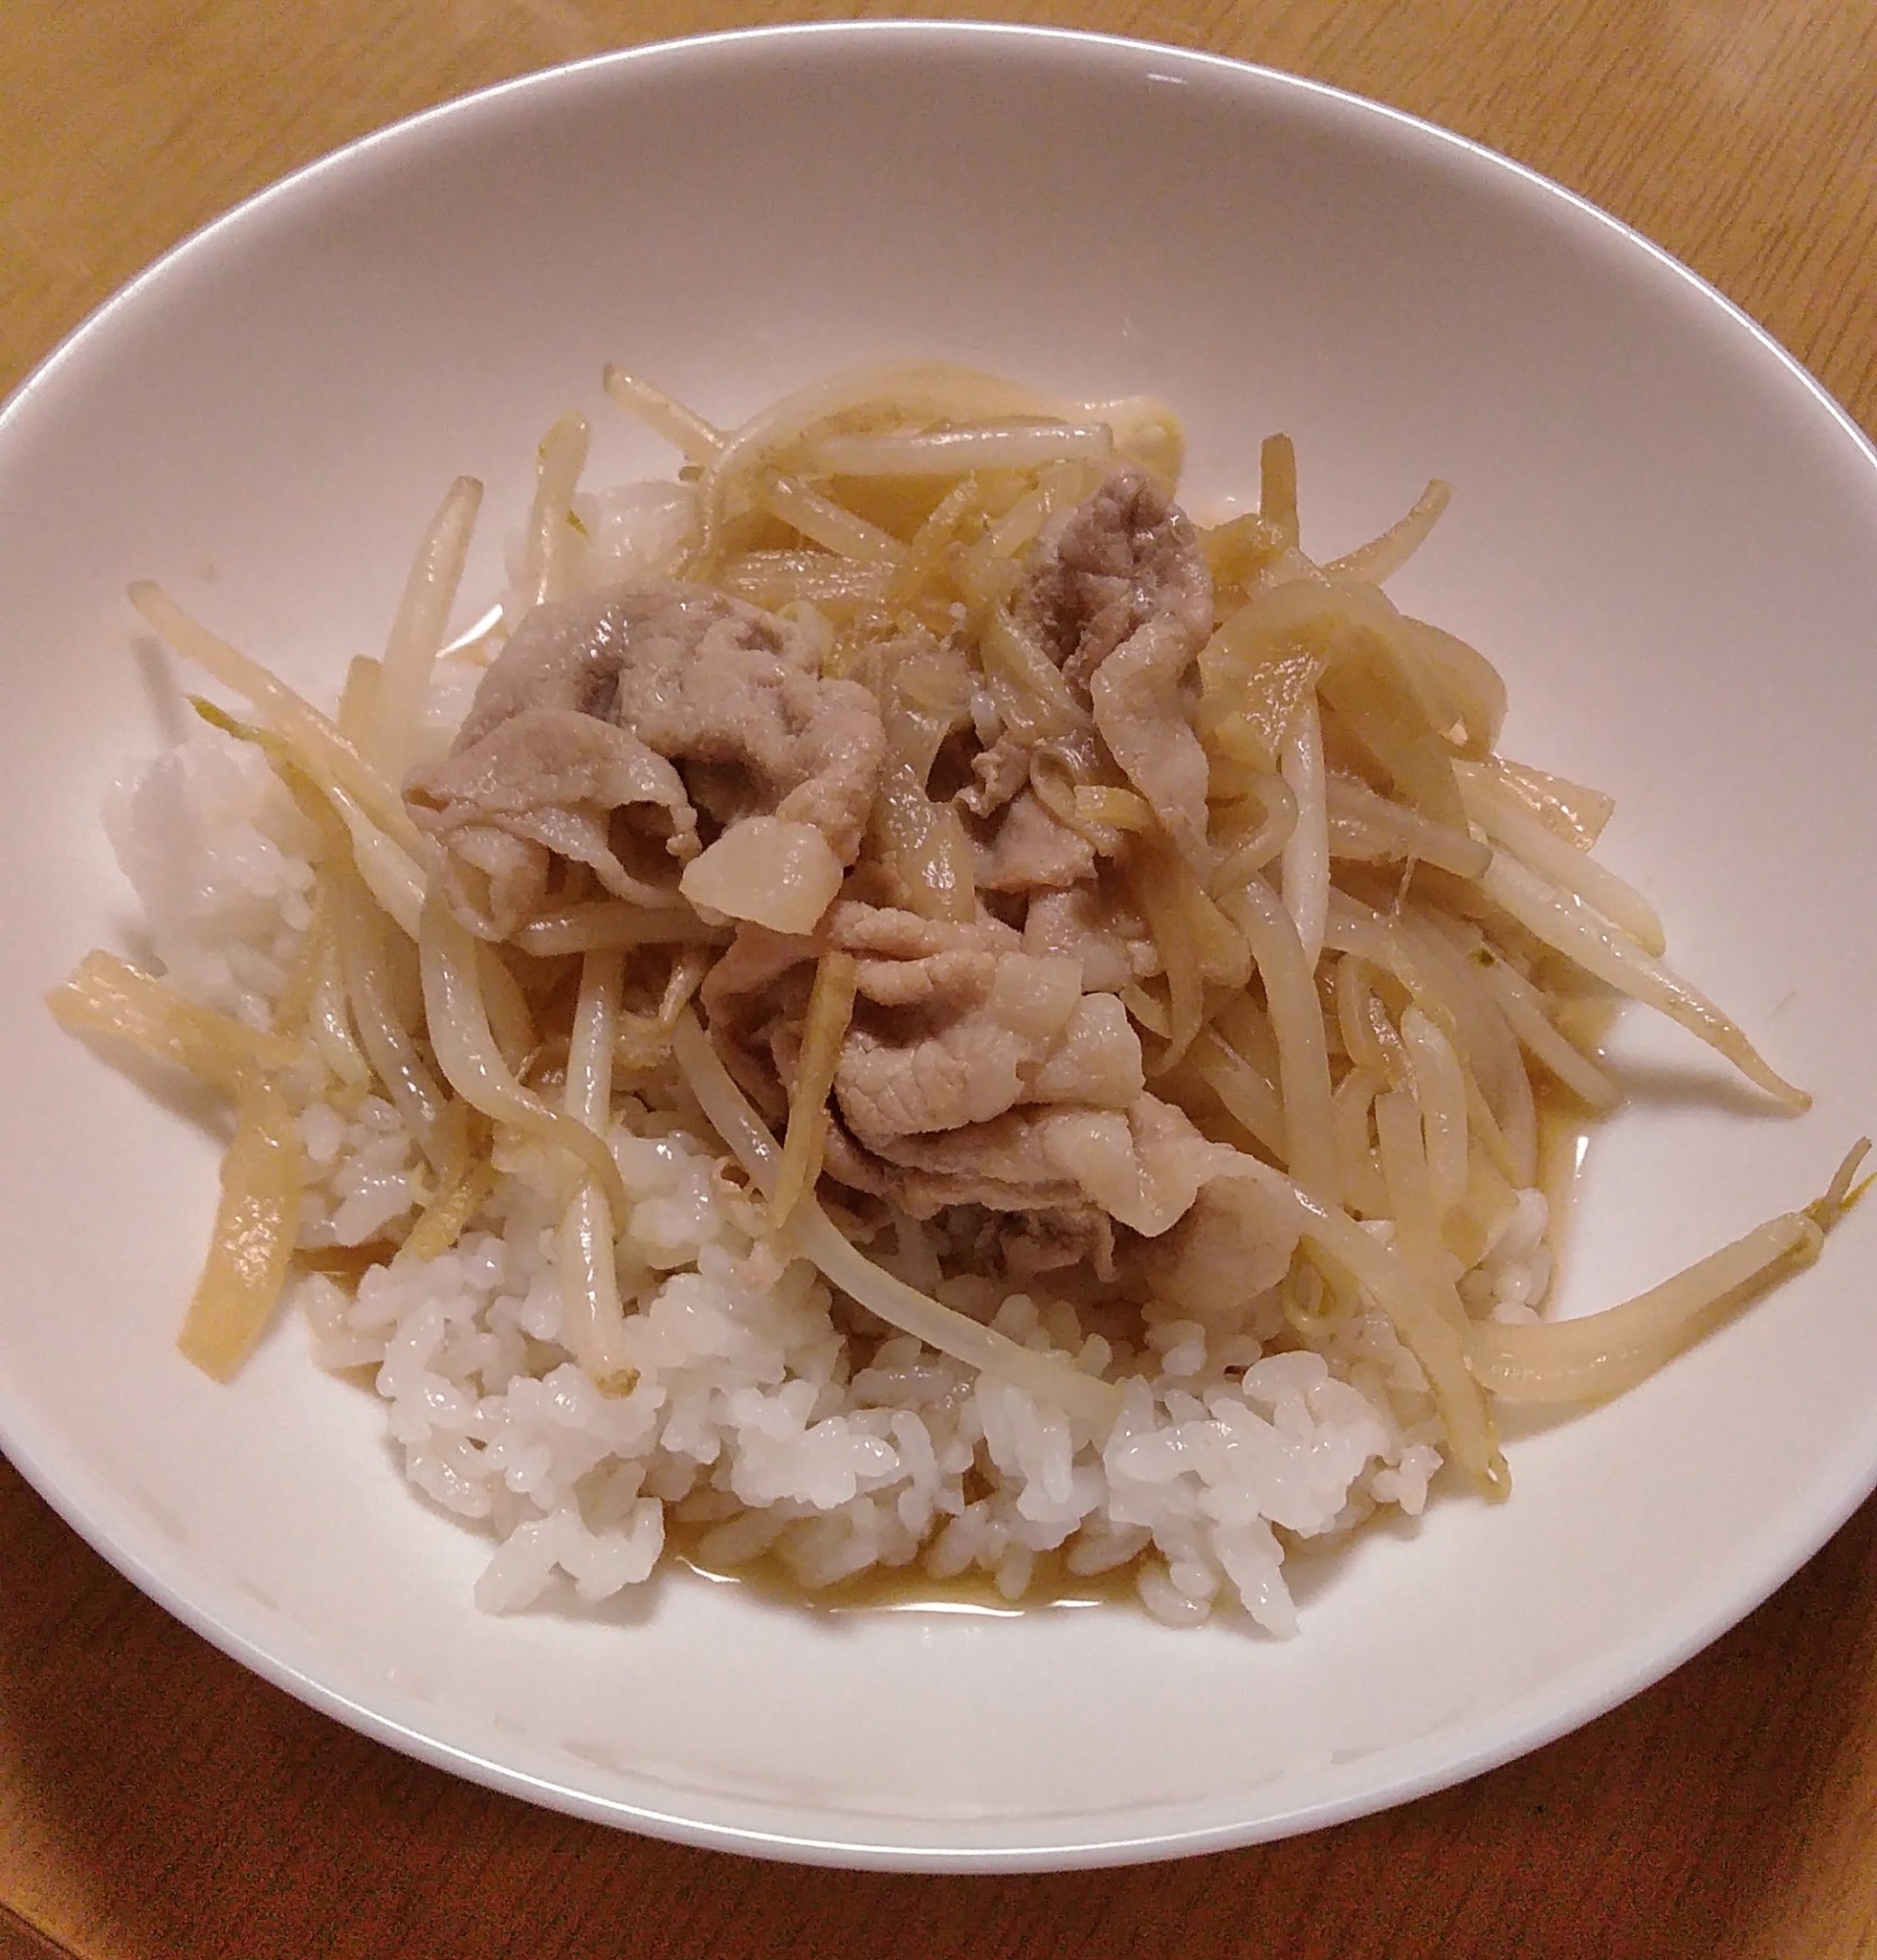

{"left": 2, "top": 24, "right": 1874, "bottom": 1869}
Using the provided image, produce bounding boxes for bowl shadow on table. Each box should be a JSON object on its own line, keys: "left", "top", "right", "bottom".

{"left": 2, "top": 1451, "right": 1872, "bottom": 1960}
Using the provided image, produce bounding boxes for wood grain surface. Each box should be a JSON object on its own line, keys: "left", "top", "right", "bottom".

{"left": 5, "top": 4, "right": 1876, "bottom": 1954}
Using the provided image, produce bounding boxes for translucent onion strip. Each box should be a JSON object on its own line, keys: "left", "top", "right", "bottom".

{"left": 699, "top": 360, "right": 1080, "bottom": 507}
{"left": 333, "top": 875, "right": 446, "bottom": 1157}
{"left": 1348, "top": 902, "right": 1538, "bottom": 1188}
{"left": 1374, "top": 1086, "right": 1456, "bottom": 1311}
{"left": 1470, "top": 951, "right": 1622, "bottom": 1113}
{"left": 980, "top": 606, "right": 1090, "bottom": 739}
{"left": 1225, "top": 1152, "right": 1505, "bottom": 1494}
{"left": 1401, "top": 1006, "right": 1470, "bottom": 1213}
{"left": 257, "top": 894, "right": 321, "bottom": 1042}
{"left": 1220, "top": 876, "right": 1340, "bottom": 1204}
{"left": 193, "top": 695, "right": 429, "bottom": 943}
{"left": 1489, "top": 758, "right": 1614, "bottom": 850}
{"left": 871, "top": 767, "right": 977, "bottom": 922}
{"left": 321, "top": 781, "right": 427, "bottom": 940}
{"left": 1074, "top": 786, "right": 1156, "bottom": 833}
{"left": 808, "top": 422, "right": 1114, "bottom": 477}
{"left": 558, "top": 948, "right": 632, "bottom": 1382}
{"left": 129, "top": 584, "right": 435, "bottom": 867}
{"left": 1457, "top": 762, "right": 1665, "bottom": 955}
{"left": 1396, "top": 616, "right": 1507, "bottom": 758}
{"left": 1334, "top": 953, "right": 1394, "bottom": 1079}
{"left": 1191, "top": 1028, "right": 1287, "bottom": 1160}
{"left": 512, "top": 903, "right": 732, "bottom": 957}
{"left": 367, "top": 475, "right": 482, "bottom": 781}
{"left": 418, "top": 888, "right": 626, "bottom": 1217}
{"left": 984, "top": 458, "right": 1106, "bottom": 559}
{"left": 1325, "top": 479, "right": 1451, "bottom": 585}
{"left": 405, "top": 1160, "right": 498, "bottom": 1264}
{"left": 1470, "top": 1140, "right": 1868, "bottom": 1403}
{"left": 305, "top": 907, "right": 372, "bottom": 1089}
{"left": 1278, "top": 695, "right": 1329, "bottom": 969}
{"left": 716, "top": 552, "right": 895, "bottom": 611}
{"left": 771, "top": 951, "right": 859, "bottom": 1227}
{"left": 176, "top": 1076, "right": 304, "bottom": 1381}
{"left": 757, "top": 473, "right": 908, "bottom": 565}
{"left": 1461, "top": 1069, "right": 1522, "bottom": 1188}
{"left": 671, "top": 1009, "right": 1121, "bottom": 1426}
{"left": 475, "top": 944, "right": 537, "bottom": 1077}
{"left": 1130, "top": 845, "right": 1205, "bottom": 1072}
{"left": 521, "top": 412, "right": 590, "bottom": 610}
{"left": 1324, "top": 773, "right": 1491, "bottom": 880}
{"left": 47, "top": 951, "right": 301, "bottom": 1098}
{"left": 1477, "top": 853, "right": 1809, "bottom": 1111}
{"left": 1209, "top": 776, "right": 1299, "bottom": 899}
{"left": 1329, "top": 1065, "right": 1390, "bottom": 1217}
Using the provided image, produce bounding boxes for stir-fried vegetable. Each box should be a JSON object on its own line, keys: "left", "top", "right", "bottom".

{"left": 56, "top": 358, "right": 1857, "bottom": 1544}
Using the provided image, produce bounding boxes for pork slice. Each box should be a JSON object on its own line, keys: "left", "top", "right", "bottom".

{"left": 820, "top": 1116, "right": 1088, "bottom": 1218}
{"left": 1023, "top": 1095, "right": 1223, "bottom": 1237}
{"left": 404, "top": 709, "right": 695, "bottom": 933}
{"left": 1026, "top": 994, "right": 1145, "bottom": 1105}
{"left": 831, "top": 1094, "right": 1219, "bottom": 1237}
{"left": 966, "top": 789, "right": 1097, "bottom": 893}
{"left": 1023, "top": 884, "right": 1155, "bottom": 994}
{"left": 1014, "top": 468, "right": 1215, "bottom": 869}
{"left": 1137, "top": 1169, "right": 1304, "bottom": 1317}
{"left": 825, "top": 900, "right": 1021, "bottom": 963}
{"left": 407, "top": 579, "right": 883, "bottom": 938}
{"left": 835, "top": 948, "right": 1089, "bottom": 1149}
{"left": 1001, "top": 1206, "right": 1117, "bottom": 1282}
{"left": 697, "top": 921, "right": 818, "bottom": 1118}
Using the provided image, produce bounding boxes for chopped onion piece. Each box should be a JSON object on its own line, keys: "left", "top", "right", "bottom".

{"left": 679, "top": 816, "right": 844, "bottom": 935}
{"left": 47, "top": 951, "right": 301, "bottom": 1097}
{"left": 1219, "top": 877, "right": 1340, "bottom": 1205}
{"left": 177, "top": 1077, "right": 304, "bottom": 1381}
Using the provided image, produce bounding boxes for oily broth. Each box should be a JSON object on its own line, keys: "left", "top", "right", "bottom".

{"left": 665, "top": 1516, "right": 1140, "bottom": 1616}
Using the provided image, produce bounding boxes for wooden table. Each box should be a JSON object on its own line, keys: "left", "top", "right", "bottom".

{"left": 5, "top": 4, "right": 1876, "bottom": 1954}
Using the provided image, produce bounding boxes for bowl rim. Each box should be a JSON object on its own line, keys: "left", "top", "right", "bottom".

{"left": 10, "top": 16, "right": 1873, "bottom": 477}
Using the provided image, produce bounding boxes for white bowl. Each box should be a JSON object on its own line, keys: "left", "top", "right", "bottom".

{"left": 2, "top": 24, "right": 1874, "bottom": 1870}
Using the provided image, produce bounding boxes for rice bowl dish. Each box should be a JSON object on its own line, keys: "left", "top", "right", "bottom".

{"left": 3, "top": 24, "right": 1876, "bottom": 1867}
{"left": 62, "top": 361, "right": 1860, "bottom": 1640}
